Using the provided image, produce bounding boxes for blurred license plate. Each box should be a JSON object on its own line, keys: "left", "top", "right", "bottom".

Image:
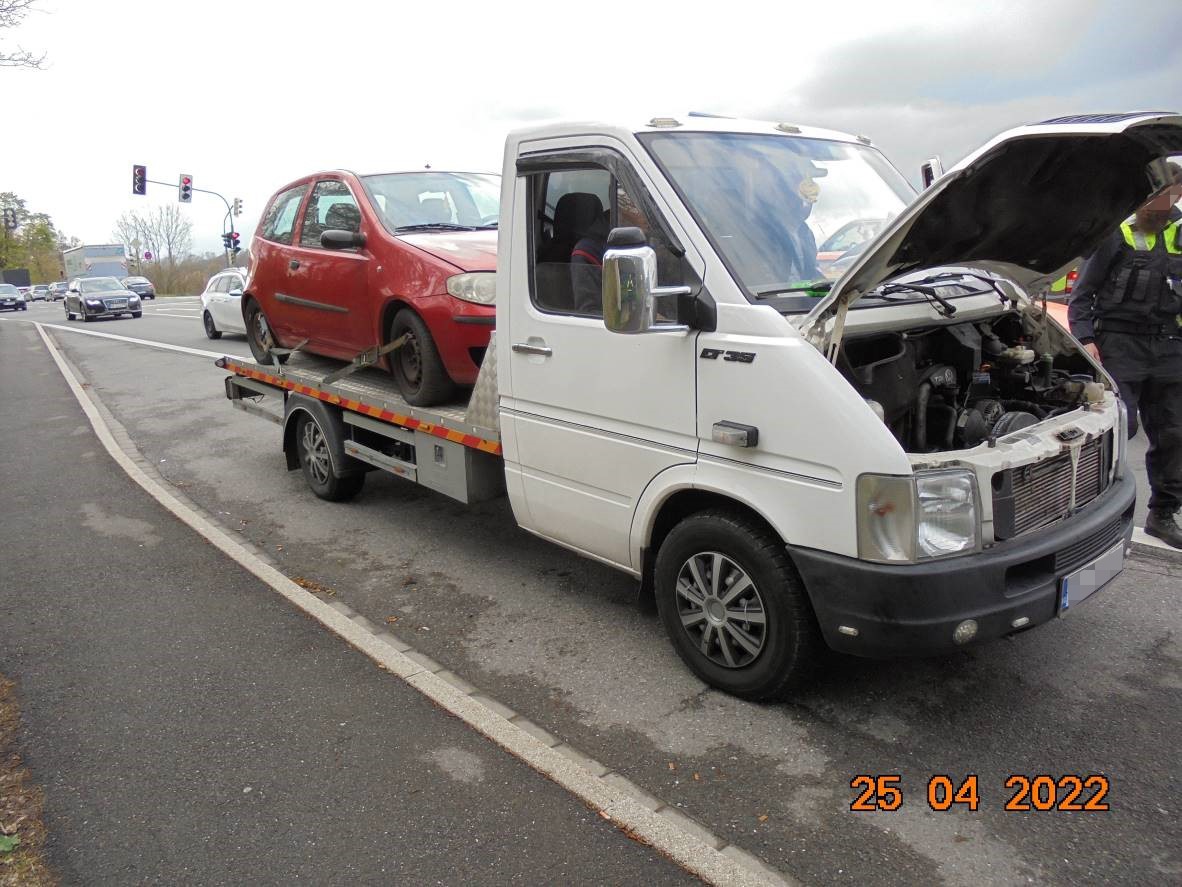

{"left": 1059, "top": 542, "right": 1124, "bottom": 615}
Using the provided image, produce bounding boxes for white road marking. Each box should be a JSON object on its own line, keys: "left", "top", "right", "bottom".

{"left": 33, "top": 322, "right": 783, "bottom": 887}
{"left": 150, "top": 312, "right": 205, "bottom": 320}
{"left": 28, "top": 321, "right": 226, "bottom": 359}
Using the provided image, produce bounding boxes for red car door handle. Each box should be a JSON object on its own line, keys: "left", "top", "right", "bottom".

{"left": 289, "top": 260, "right": 300, "bottom": 270}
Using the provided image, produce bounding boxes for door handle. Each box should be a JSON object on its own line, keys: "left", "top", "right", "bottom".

{"left": 511, "top": 342, "right": 552, "bottom": 357}
{"left": 289, "top": 260, "right": 300, "bottom": 270}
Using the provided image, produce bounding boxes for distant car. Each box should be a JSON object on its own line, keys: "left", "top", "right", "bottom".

{"left": 48, "top": 281, "right": 68, "bottom": 301}
{"left": 64, "top": 276, "right": 143, "bottom": 321}
{"left": 0, "top": 283, "right": 27, "bottom": 311}
{"left": 120, "top": 276, "right": 157, "bottom": 299}
{"left": 29, "top": 284, "right": 50, "bottom": 301}
{"left": 816, "top": 218, "right": 888, "bottom": 278}
{"left": 200, "top": 268, "right": 248, "bottom": 339}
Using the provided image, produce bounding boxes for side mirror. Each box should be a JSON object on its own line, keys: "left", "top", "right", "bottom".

{"left": 321, "top": 229, "right": 366, "bottom": 250}
{"left": 602, "top": 227, "right": 690, "bottom": 334}
{"left": 920, "top": 156, "right": 944, "bottom": 189}
{"left": 228, "top": 287, "right": 243, "bottom": 297}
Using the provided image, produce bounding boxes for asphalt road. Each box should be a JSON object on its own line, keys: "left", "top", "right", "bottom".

{"left": 3, "top": 298, "right": 1180, "bottom": 885}
{"left": 0, "top": 315, "right": 693, "bottom": 885}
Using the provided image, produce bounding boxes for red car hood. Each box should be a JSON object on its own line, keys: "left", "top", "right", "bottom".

{"left": 398, "top": 230, "right": 498, "bottom": 271}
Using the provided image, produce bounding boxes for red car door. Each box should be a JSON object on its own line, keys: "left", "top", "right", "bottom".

{"left": 279, "top": 177, "right": 372, "bottom": 359}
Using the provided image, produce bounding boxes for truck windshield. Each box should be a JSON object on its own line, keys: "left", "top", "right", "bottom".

{"left": 360, "top": 172, "right": 501, "bottom": 232}
{"left": 639, "top": 131, "right": 914, "bottom": 306}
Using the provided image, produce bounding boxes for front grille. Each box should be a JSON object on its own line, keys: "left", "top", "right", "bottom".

{"left": 993, "top": 433, "right": 1112, "bottom": 539}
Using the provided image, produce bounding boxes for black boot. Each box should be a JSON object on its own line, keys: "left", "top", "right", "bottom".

{"left": 1145, "top": 509, "right": 1182, "bottom": 549}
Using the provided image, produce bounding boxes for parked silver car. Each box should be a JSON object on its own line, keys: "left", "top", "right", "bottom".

{"left": 200, "top": 268, "right": 247, "bottom": 339}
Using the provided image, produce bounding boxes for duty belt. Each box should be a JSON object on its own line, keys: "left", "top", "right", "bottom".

{"left": 1095, "top": 318, "right": 1177, "bottom": 336}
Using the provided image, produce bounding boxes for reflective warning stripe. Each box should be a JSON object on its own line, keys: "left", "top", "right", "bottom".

{"left": 221, "top": 358, "right": 502, "bottom": 455}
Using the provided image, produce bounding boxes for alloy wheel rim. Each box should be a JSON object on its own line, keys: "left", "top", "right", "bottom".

{"left": 204, "top": 313, "right": 215, "bottom": 335}
{"left": 675, "top": 551, "right": 766, "bottom": 668}
{"left": 301, "top": 420, "right": 330, "bottom": 485}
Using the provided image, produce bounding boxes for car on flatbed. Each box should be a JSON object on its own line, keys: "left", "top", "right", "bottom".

{"left": 244, "top": 170, "right": 499, "bottom": 406}
{"left": 64, "top": 276, "right": 143, "bottom": 321}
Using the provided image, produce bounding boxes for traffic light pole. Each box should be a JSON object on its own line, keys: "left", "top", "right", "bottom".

{"left": 144, "top": 178, "right": 236, "bottom": 267}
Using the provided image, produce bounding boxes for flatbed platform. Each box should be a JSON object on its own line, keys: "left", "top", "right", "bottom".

{"left": 217, "top": 351, "right": 501, "bottom": 455}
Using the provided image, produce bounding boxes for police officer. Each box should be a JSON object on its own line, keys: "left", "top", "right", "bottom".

{"left": 1069, "top": 175, "right": 1182, "bottom": 547}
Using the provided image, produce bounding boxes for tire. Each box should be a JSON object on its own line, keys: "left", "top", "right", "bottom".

{"left": 295, "top": 413, "right": 364, "bottom": 502}
{"left": 203, "top": 310, "right": 222, "bottom": 339}
{"left": 244, "top": 300, "right": 287, "bottom": 365}
{"left": 654, "top": 509, "right": 821, "bottom": 701}
{"left": 82, "top": 310, "right": 94, "bottom": 322}
{"left": 66, "top": 305, "right": 76, "bottom": 321}
{"left": 131, "top": 311, "right": 142, "bottom": 318}
{"left": 389, "top": 308, "right": 455, "bottom": 406}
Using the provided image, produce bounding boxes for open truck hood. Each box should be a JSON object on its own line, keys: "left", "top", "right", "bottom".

{"left": 800, "top": 111, "right": 1182, "bottom": 350}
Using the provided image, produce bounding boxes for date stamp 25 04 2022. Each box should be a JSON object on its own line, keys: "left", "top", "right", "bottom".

{"left": 850, "top": 774, "right": 1111, "bottom": 813}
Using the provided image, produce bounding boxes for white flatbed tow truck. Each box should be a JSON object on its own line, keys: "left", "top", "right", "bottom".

{"left": 220, "top": 111, "right": 1182, "bottom": 699}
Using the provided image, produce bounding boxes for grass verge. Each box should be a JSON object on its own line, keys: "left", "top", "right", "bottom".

{"left": 0, "top": 676, "right": 53, "bottom": 886}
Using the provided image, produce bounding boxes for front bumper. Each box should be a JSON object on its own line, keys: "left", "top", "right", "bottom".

{"left": 791, "top": 473, "right": 1136, "bottom": 658}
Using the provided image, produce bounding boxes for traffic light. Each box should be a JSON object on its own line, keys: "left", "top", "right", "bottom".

{"left": 178, "top": 174, "right": 193, "bottom": 203}
{"left": 1, "top": 207, "right": 16, "bottom": 230}
{"left": 232, "top": 197, "right": 242, "bottom": 217}
{"left": 221, "top": 232, "right": 233, "bottom": 251}
{"left": 132, "top": 165, "right": 147, "bottom": 196}
{"left": 231, "top": 231, "right": 241, "bottom": 255}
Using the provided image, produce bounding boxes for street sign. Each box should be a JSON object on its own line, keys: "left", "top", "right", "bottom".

{"left": 143, "top": 251, "right": 153, "bottom": 260}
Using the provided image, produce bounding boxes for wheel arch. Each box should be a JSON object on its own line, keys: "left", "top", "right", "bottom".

{"left": 282, "top": 394, "right": 363, "bottom": 476}
{"left": 634, "top": 479, "right": 788, "bottom": 605}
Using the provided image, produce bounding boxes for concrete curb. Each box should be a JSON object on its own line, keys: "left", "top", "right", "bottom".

{"left": 35, "top": 323, "right": 798, "bottom": 887}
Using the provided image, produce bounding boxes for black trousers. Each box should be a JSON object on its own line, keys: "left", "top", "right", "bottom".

{"left": 1097, "top": 331, "right": 1182, "bottom": 512}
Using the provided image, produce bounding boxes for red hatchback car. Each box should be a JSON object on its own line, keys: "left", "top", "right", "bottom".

{"left": 244, "top": 170, "right": 499, "bottom": 405}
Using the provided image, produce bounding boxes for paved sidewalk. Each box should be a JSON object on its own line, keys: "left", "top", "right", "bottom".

{"left": 0, "top": 320, "right": 693, "bottom": 884}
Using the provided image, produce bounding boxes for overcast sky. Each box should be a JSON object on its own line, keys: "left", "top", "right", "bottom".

{"left": 4, "top": 0, "right": 1180, "bottom": 255}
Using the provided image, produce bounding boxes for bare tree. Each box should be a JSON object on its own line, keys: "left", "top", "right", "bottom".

{"left": 0, "top": 0, "right": 46, "bottom": 69}
{"left": 149, "top": 205, "right": 192, "bottom": 265}
{"left": 112, "top": 210, "right": 156, "bottom": 262}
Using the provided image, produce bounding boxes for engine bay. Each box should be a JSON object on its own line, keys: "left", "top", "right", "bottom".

{"left": 838, "top": 313, "right": 1105, "bottom": 454}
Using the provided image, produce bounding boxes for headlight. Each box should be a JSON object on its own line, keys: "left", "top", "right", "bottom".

{"left": 129, "top": 294, "right": 140, "bottom": 303}
{"left": 915, "top": 470, "right": 979, "bottom": 558}
{"left": 446, "top": 272, "right": 496, "bottom": 305}
{"left": 857, "top": 469, "right": 979, "bottom": 563}
{"left": 85, "top": 299, "right": 102, "bottom": 306}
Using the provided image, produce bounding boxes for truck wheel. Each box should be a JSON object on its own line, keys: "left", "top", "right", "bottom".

{"left": 203, "top": 311, "right": 222, "bottom": 339}
{"left": 295, "top": 412, "right": 364, "bottom": 502}
{"left": 654, "top": 510, "right": 820, "bottom": 701}
{"left": 389, "top": 309, "right": 455, "bottom": 406}
{"left": 245, "top": 300, "right": 287, "bottom": 365}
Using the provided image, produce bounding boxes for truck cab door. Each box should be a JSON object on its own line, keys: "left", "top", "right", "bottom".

{"left": 500, "top": 147, "right": 700, "bottom": 568}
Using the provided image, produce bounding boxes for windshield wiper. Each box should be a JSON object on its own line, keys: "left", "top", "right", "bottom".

{"left": 874, "top": 281, "right": 961, "bottom": 317}
{"left": 754, "top": 279, "right": 833, "bottom": 299}
{"left": 395, "top": 223, "right": 477, "bottom": 232}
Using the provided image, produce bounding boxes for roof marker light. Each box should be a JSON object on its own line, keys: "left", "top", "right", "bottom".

{"left": 648, "top": 117, "right": 682, "bottom": 128}
{"left": 776, "top": 123, "right": 801, "bottom": 134}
